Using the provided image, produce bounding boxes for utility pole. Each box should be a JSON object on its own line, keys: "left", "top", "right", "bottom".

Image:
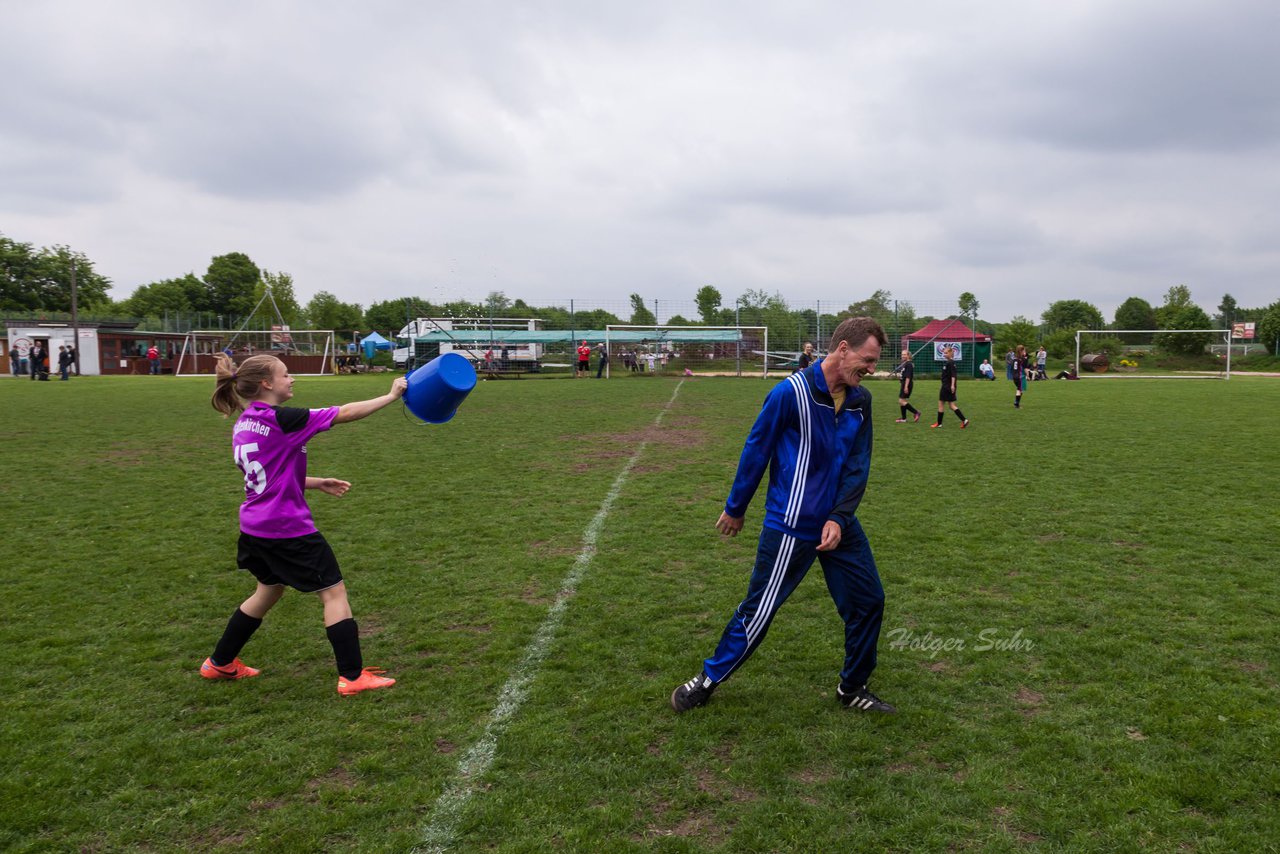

{"left": 70, "top": 259, "right": 81, "bottom": 375}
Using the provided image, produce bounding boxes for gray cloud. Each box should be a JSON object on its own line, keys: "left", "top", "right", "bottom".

{"left": 1, "top": 0, "right": 1278, "bottom": 322}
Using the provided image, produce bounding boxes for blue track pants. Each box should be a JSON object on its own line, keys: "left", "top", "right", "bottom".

{"left": 703, "top": 521, "right": 884, "bottom": 689}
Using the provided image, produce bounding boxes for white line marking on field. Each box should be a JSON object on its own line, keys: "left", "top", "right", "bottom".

{"left": 416, "top": 380, "right": 685, "bottom": 853}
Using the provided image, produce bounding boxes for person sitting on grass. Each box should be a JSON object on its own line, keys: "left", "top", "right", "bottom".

{"left": 202, "top": 353, "right": 407, "bottom": 696}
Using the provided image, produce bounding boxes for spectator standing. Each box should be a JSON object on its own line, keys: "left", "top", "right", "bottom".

{"left": 596, "top": 344, "right": 608, "bottom": 378}
{"left": 57, "top": 346, "right": 73, "bottom": 381}
{"left": 1005, "top": 348, "right": 1015, "bottom": 381}
{"left": 576, "top": 340, "right": 592, "bottom": 378}
{"left": 797, "top": 342, "right": 814, "bottom": 372}
{"left": 8, "top": 344, "right": 18, "bottom": 377}
{"left": 1036, "top": 346, "right": 1048, "bottom": 381}
{"left": 147, "top": 344, "right": 161, "bottom": 375}
{"left": 30, "top": 342, "right": 47, "bottom": 381}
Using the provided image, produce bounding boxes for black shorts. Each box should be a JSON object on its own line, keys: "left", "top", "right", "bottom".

{"left": 578, "top": 361, "right": 589, "bottom": 370}
{"left": 1013, "top": 376, "right": 1023, "bottom": 391}
{"left": 899, "top": 383, "right": 912, "bottom": 400}
{"left": 939, "top": 388, "right": 956, "bottom": 402}
{"left": 237, "top": 531, "right": 343, "bottom": 593}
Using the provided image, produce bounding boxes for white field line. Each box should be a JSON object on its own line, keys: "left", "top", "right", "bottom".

{"left": 416, "top": 380, "right": 685, "bottom": 853}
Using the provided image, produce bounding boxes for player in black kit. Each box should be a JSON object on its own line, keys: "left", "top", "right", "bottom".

{"left": 894, "top": 349, "right": 919, "bottom": 423}
{"left": 931, "top": 346, "right": 969, "bottom": 429}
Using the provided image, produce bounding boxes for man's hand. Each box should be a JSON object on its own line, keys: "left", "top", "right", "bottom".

{"left": 715, "top": 512, "right": 744, "bottom": 538}
{"left": 390, "top": 376, "right": 408, "bottom": 399}
{"left": 817, "top": 520, "right": 842, "bottom": 551}
{"left": 315, "top": 478, "right": 351, "bottom": 497}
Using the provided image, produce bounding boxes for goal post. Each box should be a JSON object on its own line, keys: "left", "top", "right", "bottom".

{"left": 1073, "top": 329, "right": 1232, "bottom": 380}
{"left": 603, "top": 325, "right": 769, "bottom": 377}
{"left": 175, "top": 329, "right": 337, "bottom": 376}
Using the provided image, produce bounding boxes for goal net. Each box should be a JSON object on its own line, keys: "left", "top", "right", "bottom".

{"left": 603, "top": 326, "right": 769, "bottom": 377}
{"left": 175, "top": 329, "right": 336, "bottom": 376}
{"left": 1074, "top": 329, "right": 1232, "bottom": 379}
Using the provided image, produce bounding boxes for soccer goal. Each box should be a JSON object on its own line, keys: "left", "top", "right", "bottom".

{"left": 603, "top": 325, "right": 769, "bottom": 377}
{"left": 174, "top": 329, "right": 337, "bottom": 376}
{"left": 1074, "top": 329, "right": 1232, "bottom": 380}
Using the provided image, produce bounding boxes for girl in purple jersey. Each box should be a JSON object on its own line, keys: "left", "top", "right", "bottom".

{"left": 202, "top": 353, "right": 408, "bottom": 696}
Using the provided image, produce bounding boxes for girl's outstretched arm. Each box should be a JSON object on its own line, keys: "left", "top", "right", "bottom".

{"left": 334, "top": 377, "right": 408, "bottom": 423}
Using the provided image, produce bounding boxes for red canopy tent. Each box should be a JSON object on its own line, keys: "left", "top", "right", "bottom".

{"left": 903, "top": 319, "right": 992, "bottom": 377}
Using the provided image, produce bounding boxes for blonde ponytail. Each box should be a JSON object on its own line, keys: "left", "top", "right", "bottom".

{"left": 211, "top": 354, "right": 282, "bottom": 416}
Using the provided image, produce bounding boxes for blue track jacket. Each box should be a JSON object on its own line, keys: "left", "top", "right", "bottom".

{"left": 724, "top": 359, "right": 873, "bottom": 542}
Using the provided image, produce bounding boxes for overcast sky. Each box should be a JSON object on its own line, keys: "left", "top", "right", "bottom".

{"left": 3, "top": 0, "right": 1278, "bottom": 322}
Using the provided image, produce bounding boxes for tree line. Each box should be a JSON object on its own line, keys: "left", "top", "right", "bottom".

{"left": 4, "top": 232, "right": 1278, "bottom": 354}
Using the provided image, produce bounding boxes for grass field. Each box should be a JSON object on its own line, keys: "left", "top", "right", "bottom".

{"left": 2, "top": 371, "right": 1278, "bottom": 852}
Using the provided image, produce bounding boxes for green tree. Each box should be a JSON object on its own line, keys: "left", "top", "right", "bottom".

{"left": 1041, "top": 299, "right": 1104, "bottom": 333}
{"left": 1257, "top": 301, "right": 1280, "bottom": 354}
{"left": 246, "top": 270, "right": 302, "bottom": 328}
{"left": 205, "top": 252, "right": 261, "bottom": 319}
{"left": 485, "top": 291, "right": 512, "bottom": 315}
{"left": 1216, "top": 293, "right": 1238, "bottom": 327}
{"left": 842, "top": 289, "right": 893, "bottom": 320}
{"left": 993, "top": 316, "right": 1038, "bottom": 361}
{"left": 303, "top": 291, "right": 364, "bottom": 333}
{"left": 120, "top": 274, "right": 204, "bottom": 318}
{"left": 629, "top": 293, "right": 656, "bottom": 326}
{"left": 666, "top": 314, "right": 694, "bottom": 326}
{"left": 958, "top": 292, "right": 980, "bottom": 317}
{"left": 694, "top": 285, "right": 721, "bottom": 324}
{"left": 1, "top": 234, "right": 43, "bottom": 310}
{"left": 366, "top": 297, "right": 434, "bottom": 334}
{"left": 1113, "top": 296, "right": 1157, "bottom": 339}
{"left": 1155, "top": 284, "right": 1194, "bottom": 327}
{"left": 1154, "top": 305, "right": 1213, "bottom": 354}
{"left": 0, "top": 235, "right": 113, "bottom": 311}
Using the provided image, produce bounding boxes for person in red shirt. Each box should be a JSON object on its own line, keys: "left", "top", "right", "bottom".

{"left": 576, "top": 340, "right": 592, "bottom": 378}
{"left": 147, "top": 344, "right": 161, "bottom": 375}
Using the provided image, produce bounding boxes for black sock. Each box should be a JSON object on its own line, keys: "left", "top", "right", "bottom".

{"left": 900, "top": 405, "right": 907, "bottom": 419}
{"left": 906, "top": 404, "right": 918, "bottom": 415}
{"left": 935, "top": 413, "right": 943, "bottom": 425}
{"left": 954, "top": 409, "right": 966, "bottom": 421}
{"left": 326, "top": 618, "right": 363, "bottom": 680}
{"left": 211, "top": 608, "right": 263, "bottom": 666}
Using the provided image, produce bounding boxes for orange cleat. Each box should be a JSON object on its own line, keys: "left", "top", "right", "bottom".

{"left": 337, "top": 667, "right": 396, "bottom": 696}
{"left": 961, "top": 419, "right": 970, "bottom": 429}
{"left": 201, "top": 657, "right": 260, "bottom": 680}
{"left": 930, "top": 422, "right": 942, "bottom": 428}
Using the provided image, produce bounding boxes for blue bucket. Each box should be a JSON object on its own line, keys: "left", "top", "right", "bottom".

{"left": 404, "top": 352, "right": 477, "bottom": 423}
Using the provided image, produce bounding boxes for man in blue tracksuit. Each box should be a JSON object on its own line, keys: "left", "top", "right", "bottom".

{"left": 671, "top": 316, "right": 896, "bottom": 714}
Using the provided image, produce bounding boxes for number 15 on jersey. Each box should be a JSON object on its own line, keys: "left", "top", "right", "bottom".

{"left": 235, "top": 443, "right": 267, "bottom": 495}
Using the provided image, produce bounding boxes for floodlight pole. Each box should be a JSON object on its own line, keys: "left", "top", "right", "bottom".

{"left": 70, "top": 259, "right": 81, "bottom": 375}
{"left": 735, "top": 301, "right": 741, "bottom": 376}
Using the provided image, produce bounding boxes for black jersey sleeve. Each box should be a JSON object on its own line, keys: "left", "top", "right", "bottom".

{"left": 272, "top": 406, "right": 311, "bottom": 434}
